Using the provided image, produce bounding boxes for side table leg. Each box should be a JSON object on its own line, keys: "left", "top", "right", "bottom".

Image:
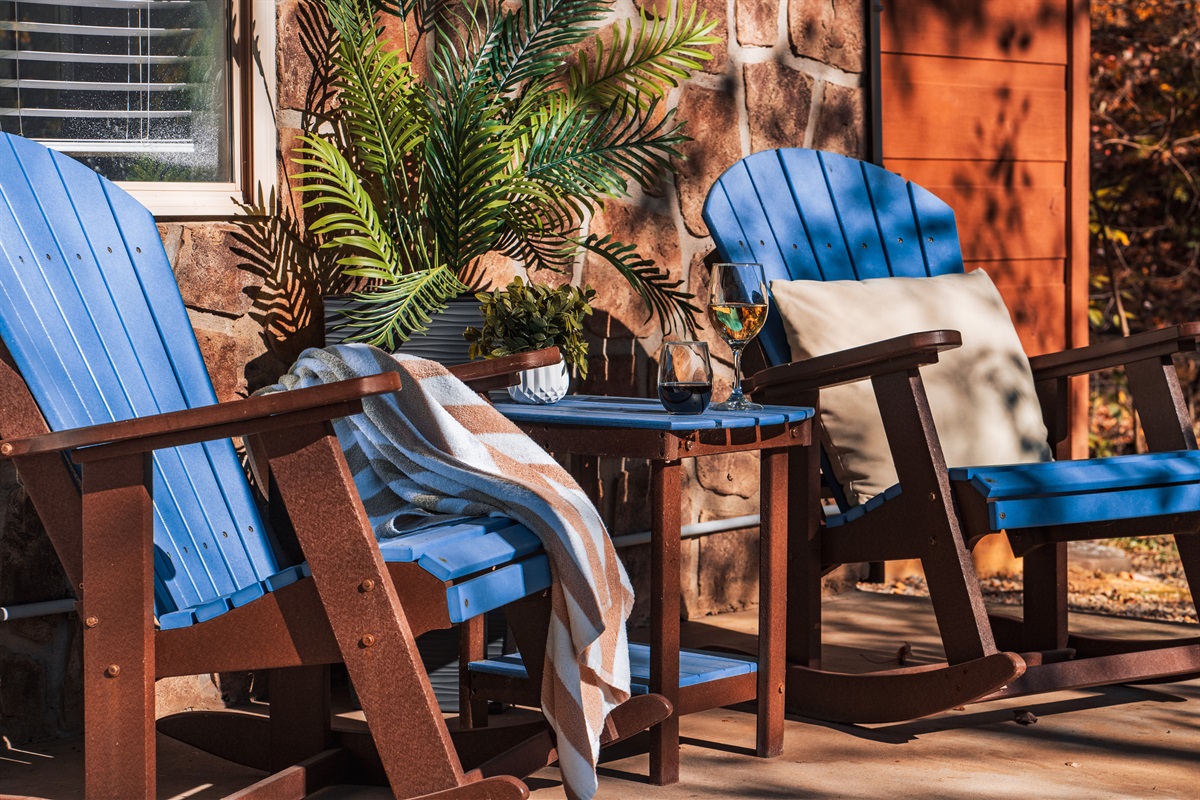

{"left": 757, "top": 446, "right": 787, "bottom": 758}
{"left": 788, "top": 416, "right": 823, "bottom": 670}
{"left": 649, "top": 458, "right": 682, "bottom": 785}
{"left": 569, "top": 453, "right": 600, "bottom": 508}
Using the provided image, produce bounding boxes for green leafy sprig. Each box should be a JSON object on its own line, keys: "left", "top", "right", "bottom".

{"left": 465, "top": 277, "right": 597, "bottom": 377}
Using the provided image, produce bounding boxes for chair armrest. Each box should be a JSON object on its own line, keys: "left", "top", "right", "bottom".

{"left": 1029, "top": 323, "right": 1200, "bottom": 380}
{"left": 0, "top": 373, "right": 402, "bottom": 462}
{"left": 450, "top": 347, "right": 561, "bottom": 392}
{"left": 747, "top": 330, "right": 962, "bottom": 395}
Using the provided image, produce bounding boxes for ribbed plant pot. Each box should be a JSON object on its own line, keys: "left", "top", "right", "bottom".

{"left": 324, "top": 295, "right": 485, "bottom": 367}
{"left": 508, "top": 360, "right": 571, "bottom": 404}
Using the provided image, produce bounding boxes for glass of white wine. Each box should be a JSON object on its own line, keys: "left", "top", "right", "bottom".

{"left": 707, "top": 262, "right": 768, "bottom": 411}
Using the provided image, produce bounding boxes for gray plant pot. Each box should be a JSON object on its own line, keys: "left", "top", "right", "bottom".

{"left": 324, "top": 294, "right": 485, "bottom": 366}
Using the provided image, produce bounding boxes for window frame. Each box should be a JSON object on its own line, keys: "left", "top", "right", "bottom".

{"left": 113, "top": 0, "right": 276, "bottom": 219}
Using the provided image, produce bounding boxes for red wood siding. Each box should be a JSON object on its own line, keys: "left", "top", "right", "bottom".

{"left": 881, "top": 0, "right": 1084, "bottom": 361}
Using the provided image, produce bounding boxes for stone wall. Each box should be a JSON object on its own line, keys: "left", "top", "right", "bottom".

{"left": 0, "top": 0, "right": 869, "bottom": 740}
{"left": 577, "top": 0, "right": 868, "bottom": 622}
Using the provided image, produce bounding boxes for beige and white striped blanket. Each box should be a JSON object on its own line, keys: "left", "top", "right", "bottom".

{"left": 264, "top": 344, "right": 633, "bottom": 800}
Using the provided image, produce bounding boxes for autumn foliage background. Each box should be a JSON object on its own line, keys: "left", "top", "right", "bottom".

{"left": 1088, "top": 0, "right": 1200, "bottom": 453}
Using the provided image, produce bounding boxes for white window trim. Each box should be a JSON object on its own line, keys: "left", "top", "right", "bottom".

{"left": 117, "top": 0, "right": 276, "bottom": 219}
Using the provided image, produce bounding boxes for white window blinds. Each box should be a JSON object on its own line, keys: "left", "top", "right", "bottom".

{"left": 0, "top": 0, "right": 230, "bottom": 182}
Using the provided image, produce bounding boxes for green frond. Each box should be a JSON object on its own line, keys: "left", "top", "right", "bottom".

{"left": 525, "top": 95, "right": 687, "bottom": 198}
{"left": 492, "top": 0, "right": 609, "bottom": 92}
{"left": 496, "top": 218, "right": 582, "bottom": 274}
{"left": 572, "top": 2, "right": 718, "bottom": 107}
{"left": 299, "top": 0, "right": 715, "bottom": 345}
{"left": 423, "top": 80, "right": 518, "bottom": 273}
{"left": 291, "top": 135, "right": 400, "bottom": 279}
{"left": 339, "top": 265, "right": 470, "bottom": 347}
{"left": 322, "top": 0, "right": 428, "bottom": 203}
{"left": 576, "top": 232, "right": 699, "bottom": 333}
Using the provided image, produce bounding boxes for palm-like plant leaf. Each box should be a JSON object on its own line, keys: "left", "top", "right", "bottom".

{"left": 292, "top": 134, "right": 400, "bottom": 280}
{"left": 422, "top": 74, "right": 519, "bottom": 274}
{"left": 497, "top": 218, "right": 581, "bottom": 274}
{"left": 339, "top": 264, "right": 470, "bottom": 347}
{"left": 572, "top": 3, "right": 717, "bottom": 106}
{"left": 323, "top": 0, "right": 427, "bottom": 196}
{"left": 525, "top": 94, "right": 687, "bottom": 204}
{"left": 481, "top": 0, "right": 609, "bottom": 95}
{"left": 577, "top": 233, "right": 699, "bottom": 333}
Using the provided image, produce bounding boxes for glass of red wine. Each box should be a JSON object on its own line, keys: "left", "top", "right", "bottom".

{"left": 658, "top": 340, "right": 713, "bottom": 414}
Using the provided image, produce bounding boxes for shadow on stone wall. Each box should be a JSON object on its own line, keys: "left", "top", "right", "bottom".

{"left": 233, "top": 191, "right": 345, "bottom": 391}
{"left": 0, "top": 462, "right": 80, "bottom": 742}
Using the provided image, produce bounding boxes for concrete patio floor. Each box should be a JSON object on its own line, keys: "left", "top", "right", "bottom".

{"left": 2, "top": 590, "right": 1197, "bottom": 799}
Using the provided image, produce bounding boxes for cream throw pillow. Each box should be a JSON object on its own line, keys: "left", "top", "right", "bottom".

{"left": 770, "top": 269, "right": 1052, "bottom": 506}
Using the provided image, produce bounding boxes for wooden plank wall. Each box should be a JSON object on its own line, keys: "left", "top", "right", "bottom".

{"left": 879, "top": 0, "right": 1091, "bottom": 574}
{"left": 881, "top": 0, "right": 1089, "bottom": 436}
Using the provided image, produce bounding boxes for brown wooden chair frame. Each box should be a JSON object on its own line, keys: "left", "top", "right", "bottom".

{"left": 747, "top": 325, "right": 1200, "bottom": 724}
{"left": 0, "top": 346, "right": 668, "bottom": 799}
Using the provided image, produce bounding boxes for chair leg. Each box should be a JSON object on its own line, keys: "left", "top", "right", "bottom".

{"left": 81, "top": 453, "right": 156, "bottom": 800}
{"left": 262, "top": 423, "right": 473, "bottom": 797}
{"left": 920, "top": 533, "right": 996, "bottom": 664}
{"left": 268, "top": 665, "right": 332, "bottom": 773}
{"left": 458, "top": 615, "right": 489, "bottom": 729}
{"left": 786, "top": 441, "right": 822, "bottom": 669}
{"left": 1174, "top": 532, "right": 1200, "bottom": 598}
{"left": 1021, "top": 542, "right": 1069, "bottom": 651}
{"left": 871, "top": 370, "right": 996, "bottom": 664}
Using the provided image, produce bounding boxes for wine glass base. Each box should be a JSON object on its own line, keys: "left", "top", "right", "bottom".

{"left": 710, "top": 399, "right": 764, "bottom": 412}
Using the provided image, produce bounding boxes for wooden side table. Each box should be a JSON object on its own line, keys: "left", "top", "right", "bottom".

{"left": 492, "top": 396, "right": 814, "bottom": 785}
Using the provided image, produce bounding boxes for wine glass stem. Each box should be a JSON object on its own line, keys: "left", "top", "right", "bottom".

{"left": 728, "top": 343, "right": 746, "bottom": 404}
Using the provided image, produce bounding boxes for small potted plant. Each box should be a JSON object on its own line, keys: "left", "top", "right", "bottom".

{"left": 465, "top": 278, "right": 596, "bottom": 404}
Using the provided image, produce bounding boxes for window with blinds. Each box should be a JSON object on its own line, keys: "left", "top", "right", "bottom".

{"left": 0, "top": 0, "right": 230, "bottom": 183}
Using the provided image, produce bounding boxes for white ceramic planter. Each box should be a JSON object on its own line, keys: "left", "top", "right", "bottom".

{"left": 508, "top": 360, "right": 570, "bottom": 404}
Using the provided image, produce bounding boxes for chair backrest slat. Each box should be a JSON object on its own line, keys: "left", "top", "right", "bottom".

{"left": 703, "top": 148, "right": 966, "bottom": 366}
{"left": 0, "top": 133, "right": 278, "bottom": 615}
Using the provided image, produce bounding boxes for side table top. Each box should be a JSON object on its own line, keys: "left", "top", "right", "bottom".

{"left": 493, "top": 394, "right": 814, "bottom": 431}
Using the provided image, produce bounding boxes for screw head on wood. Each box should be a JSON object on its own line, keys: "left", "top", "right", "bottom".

{"left": 928, "top": 492, "right": 937, "bottom": 502}
{"left": 360, "top": 633, "right": 377, "bottom": 648}
{"left": 104, "top": 664, "right": 121, "bottom": 678}
{"left": 84, "top": 616, "right": 99, "bottom": 628}
{"left": 360, "top": 579, "right": 375, "bottom": 593}
{"left": 0, "top": 443, "right": 12, "bottom": 456}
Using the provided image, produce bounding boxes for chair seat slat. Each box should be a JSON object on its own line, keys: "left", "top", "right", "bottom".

{"left": 469, "top": 643, "right": 757, "bottom": 693}
{"left": 446, "top": 555, "right": 552, "bottom": 624}
{"left": 951, "top": 451, "right": 1200, "bottom": 498}
{"left": 985, "top": 483, "right": 1200, "bottom": 531}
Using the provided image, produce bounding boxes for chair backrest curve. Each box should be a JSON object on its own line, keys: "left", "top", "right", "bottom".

{"left": 0, "top": 133, "right": 279, "bottom": 617}
{"left": 702, "top": 148, "right": 966, "bottom": 367}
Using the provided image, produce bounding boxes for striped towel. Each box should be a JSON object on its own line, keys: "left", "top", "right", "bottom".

{"left": 263, "top": 344, "right": 633, "bottom": 800}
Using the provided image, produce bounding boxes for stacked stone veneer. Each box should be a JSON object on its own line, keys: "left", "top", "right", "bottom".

{"left": 578, "top": 0, "right": 867, "bottom": 623}
{"left": 0, "top": 0, "right": 868, "bottom": 740}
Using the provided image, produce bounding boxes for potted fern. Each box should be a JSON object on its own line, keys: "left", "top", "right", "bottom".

{"left": 294, "top": 0, "right": 716, "bottom": 353}
{"left": 466, "top": 277, "right": 595, "bottom": 403}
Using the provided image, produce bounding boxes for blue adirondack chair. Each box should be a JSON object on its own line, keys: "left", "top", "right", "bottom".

{"left": 0, "top": 132, "right": 667, "bottom": 798}
{"left": 702, "top": 148, "right": 1200, "bottom": 724}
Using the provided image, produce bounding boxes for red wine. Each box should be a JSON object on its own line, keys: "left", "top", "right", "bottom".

{"left": 659, "top": 381, "right": 712, "bottom": 414}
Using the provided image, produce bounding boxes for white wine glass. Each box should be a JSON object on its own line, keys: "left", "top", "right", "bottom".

{"left": 708, "top": 262, "right": 768, "bottom": 411}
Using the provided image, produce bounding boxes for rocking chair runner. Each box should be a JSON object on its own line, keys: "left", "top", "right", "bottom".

{"left": 702, "top": 147, "right": 1200, "bottom": 724}
{"left": 0, "top": 131, "right": 667, "bottom": 799}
